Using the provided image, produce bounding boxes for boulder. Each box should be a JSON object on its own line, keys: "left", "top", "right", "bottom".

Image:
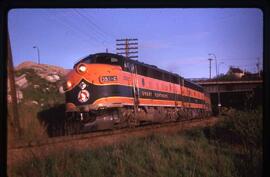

{"left": 37, "top": 73, "right": 47, "bottom": 79}
{"left": 52, "top": 74, "right": 60, "bottom": 81}
{"left": 45, "top": 75, "right": 60, "bottom": 83}
{"left": 15, "top": 74, "right": 28, "bottom": 88}
{"left": 46, "top": 75, "right": 55, "bottom": 82}
{"left": 58, "top": 86, "right": 65, "bottom": 94}
{"left": 31, "top": 100, "right": 39, "bottom": 105}
{"left": 34, "top": 85, "right": 40, "bottom": 89}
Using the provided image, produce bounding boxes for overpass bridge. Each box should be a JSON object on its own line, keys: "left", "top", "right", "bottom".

{"left": 194, "top": 80, "right": 263, "bottom": 113}
{"left": 195, "top": 80, "right": 263, "bottom": 93}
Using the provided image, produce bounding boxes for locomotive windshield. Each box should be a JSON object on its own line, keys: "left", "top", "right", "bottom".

{"left": 74, "top": 53, "right": 123, "bottom": 68}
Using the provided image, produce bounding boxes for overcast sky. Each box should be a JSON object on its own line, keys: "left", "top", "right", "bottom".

{"left": 8, "top": 8, "right": 263, "bottom": 78}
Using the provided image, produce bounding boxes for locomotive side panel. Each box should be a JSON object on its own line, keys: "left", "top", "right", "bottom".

{"left": 65, "top": 63, "right": 208, "bottom": 111}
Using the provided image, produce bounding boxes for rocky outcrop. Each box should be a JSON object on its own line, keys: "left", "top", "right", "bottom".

{"left": 31, "top": 100, "right": 39, "bottom": 105}
{"left": 45, "top": 74, "right": 60, "bottom": 83}
{"left": 16, "top": 61, "right": 69, "bottom": 77}
{"left": 58, "top": 86, "right": 65, "bottom": 94}
{"left": 15, "top": 74, "right": 28, "bottom": 88}
{"left": 8, "top": 61, "right": 69, "bottom": 105}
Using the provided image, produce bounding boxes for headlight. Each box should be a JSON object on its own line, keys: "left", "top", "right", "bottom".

{"left": 66, "top": 81, "right": 72, "bottom": 89}
{"left": 77, "top": 64, "right": 87, "bottom": 73}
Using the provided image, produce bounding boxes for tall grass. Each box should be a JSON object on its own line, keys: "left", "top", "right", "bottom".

{"left": 8, "top": 68, "right": 66, "bottom": 143}
{"left": 8, "top": 103, "right": 48, "bottom": 144}
{"left": 10, "top": 131, "right": 239, "bottom": 177}
{"left": 207, "top": 107, "right": 262, "bottom": 177}
{"left": 9, "top": 108, "right": 262, "bottom": 177}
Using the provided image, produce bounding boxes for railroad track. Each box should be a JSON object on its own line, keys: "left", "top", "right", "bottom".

{"left": 8, "top": 116, "right": 219, "bottom": 166}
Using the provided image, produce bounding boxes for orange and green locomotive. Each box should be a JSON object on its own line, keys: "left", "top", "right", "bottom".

{"left": 64, "top": 53, "right": 211, "bottom": 131}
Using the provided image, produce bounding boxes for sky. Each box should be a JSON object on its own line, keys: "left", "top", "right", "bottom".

{"left": 8, "top": 8, "right": 263, "bottom": 78}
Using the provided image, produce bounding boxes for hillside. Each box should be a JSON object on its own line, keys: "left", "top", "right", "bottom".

{"left": 8, "top": 61, "right": 70, "bottom": 106}
{"left": 15, "top": 61, "right": 70, "bottom": 77}
{"left": 8, "top": 61, "right": 71, "bottom": 141}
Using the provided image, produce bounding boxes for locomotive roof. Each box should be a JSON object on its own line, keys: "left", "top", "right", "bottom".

{"left": 93, "top": 52, "right": 181, "bottom": 77}
{"left": 83, "top": 53, "right": 204, "bottom": 91}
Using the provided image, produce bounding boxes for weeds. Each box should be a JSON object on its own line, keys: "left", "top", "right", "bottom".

{"left": 9, "top": 132, "right": 240, "bottom": 177}
{"left": 8, "top": 68, "right": 66, "bottom": 143}
{"left": 9, "top": 108, "right": 262, "bottom": 177}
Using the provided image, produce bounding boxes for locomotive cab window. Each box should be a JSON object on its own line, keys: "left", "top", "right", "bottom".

{"left": 92, "top": 56, "right": 120, "bottom": 65}
{"left": 111, "top": 57, "right": 118, "bottom": 63}
{"left": 74, "top": 54, "right": 123, "bottom": 68}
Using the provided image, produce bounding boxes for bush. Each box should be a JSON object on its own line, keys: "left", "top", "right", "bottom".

{"left": 206, "top": 107, "right": 263, "bottom": 177}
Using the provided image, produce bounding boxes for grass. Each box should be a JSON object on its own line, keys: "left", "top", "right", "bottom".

{"left": 9, "top": 133, "right": 237, "bottom": 177}
{"left": 8, "top": 68, "right": 66, "bottom": 143}
{"left": 8, "top": 103, "right": 48, "bottom": 143}
{"left": 9, "top": 107, "right": 262, "bottom": 177}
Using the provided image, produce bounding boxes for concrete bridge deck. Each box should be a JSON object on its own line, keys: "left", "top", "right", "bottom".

{"left": 195, "top": 80, "right": 263, "bottom": 93}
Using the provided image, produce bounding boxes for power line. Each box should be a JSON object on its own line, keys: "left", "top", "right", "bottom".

{"left": 48, "top": 10, "right": 105, "bottom": 47}
{"left": 73, "top": 9, "right": 116, "bottom": 42}
{"left": 83, "top": 10, "right": 117, "bottom": 39}
{"left": 45, "top": 10, "right": 80, "bottom": 37}
{"left": 72, "top": 9, "right": 111, "bottom": 43}
{"left": 60, "top": 13, "right": 104, "bottom": 46}
{"left": 219, "top": 57, "right": 262, "bottom": 61}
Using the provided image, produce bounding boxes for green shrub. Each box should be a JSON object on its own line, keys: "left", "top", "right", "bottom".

{"left": 206, "top": 107, "right": 262, "bottom": 177}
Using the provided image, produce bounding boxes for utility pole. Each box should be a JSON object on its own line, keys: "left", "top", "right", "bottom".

{"left": 116, "top": 38, "right": 138, "bottom": 59}
{"left": 33, "top": 46, "right": 40, "bottom": 64}
{"left": 208, "top": 53, "right": 218, "bottom": 78}
{"left": 209, "top": 53, "right": 221, "bottom": 115}
{"left": 8, "top": 33, "right": 22, "bottom": 138}
{"left": 208, "top": 58, "right": 213, "bottom": 79}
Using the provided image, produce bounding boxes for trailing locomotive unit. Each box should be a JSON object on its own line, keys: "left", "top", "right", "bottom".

{"left": 64, "top": 53, "right": 211, "bottom": 131}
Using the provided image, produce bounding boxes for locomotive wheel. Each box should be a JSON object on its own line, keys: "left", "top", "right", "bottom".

{"left": 127, "top": 109, "right": 139, "bottom": 128}
{"left": 115, "top": 107, "right": 139, "bottom": 128}
{"left": 115, "top": 108, "right": 129, "bottom": 128}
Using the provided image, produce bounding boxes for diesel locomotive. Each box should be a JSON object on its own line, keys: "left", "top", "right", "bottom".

{"left": 64, "top": 53, "right": 211, "bottom": 132}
